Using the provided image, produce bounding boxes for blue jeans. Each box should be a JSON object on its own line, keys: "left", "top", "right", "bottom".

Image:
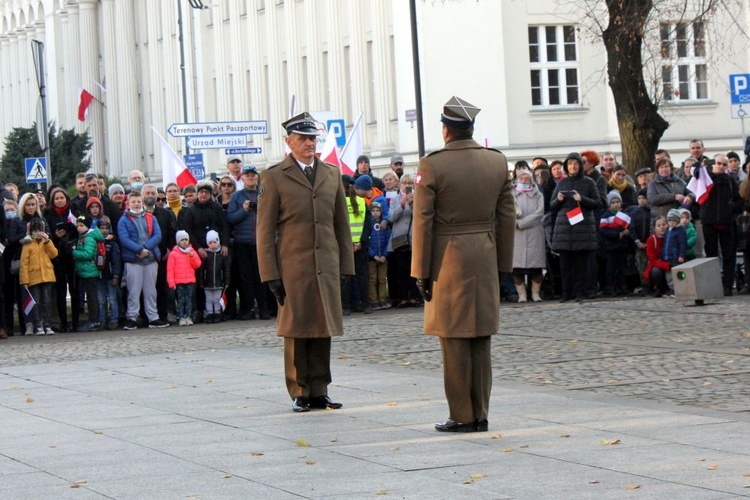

{"left": 175, "top": 284, "right": 195, "bottom": 319}
{"left": 97, "top": 279, "right": 120, "bottom": 323}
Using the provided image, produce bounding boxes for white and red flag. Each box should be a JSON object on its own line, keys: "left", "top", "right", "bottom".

{"left": 686, "top": 165, "right": 714, "bottom": 205}
{"left": 22, "top": 290, "right": 36, "bottom": 316}
{"left": 339, "top": 113, "right": 363, "bottom": 177}
{"left": 151, "top": 126, "right": 197, "bottom": 189}
{"left": 600, "top": 211, "right": 631, "bottom": 229}
{"left": 319, "top": 126, "right": 341, "bottom": 167}
{"left": 78, "top": 89, "right": 95, "bottom": 122}
{"left": 567, "top": 206, "right": 584, "bottom": 225}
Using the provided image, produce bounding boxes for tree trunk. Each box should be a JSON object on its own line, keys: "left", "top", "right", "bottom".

{"left": 603, "top": 0, "right": 669, "bottom": 174}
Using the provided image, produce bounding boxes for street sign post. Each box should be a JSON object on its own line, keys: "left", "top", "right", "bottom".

{"left": 183, "top": 153, "right": 205, "bottom": 181}
{"left": 25, "top": 157, "right": 47, "bottom": 184}
{"left": 168, "top": 120, "right": 267, "bottom": 137}
{"left": 729, "top": 73, "right": 750, "bottom": 119}
{"left": 187, "top": 135, "right": 248, "bottom": 150}
{"left": 326, "top": 119, "right": 347, "bottom": 147}
{"left": 225, "top": 147, "right": 262, "bottom": 155}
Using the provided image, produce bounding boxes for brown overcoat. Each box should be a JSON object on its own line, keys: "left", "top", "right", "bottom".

{"left": 411, "top": 139, "right": 515, "bottom": 338}
{"left": 257, "top": 155, "right": 354, "bottom": 338}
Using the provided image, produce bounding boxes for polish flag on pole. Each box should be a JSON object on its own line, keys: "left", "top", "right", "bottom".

{"left": 151, "top": 126, "right": 197, "bottom": 189}
{"left": 566, "top": 206, "right": 584, "bottom": 225}
{"left": 339, "top": 112, "right": 363, "bottom": 176}
{"left": 319, "top": 126, "right": 341, "bottom": 167}
{"left": 22, "top": 290, "right": 36, "bottom": 316}
{"left": 78, "top": 88, "right": 95, "bottom": 122}
{"left": 686, "top": 165, "right": 714, "bottom": 205}
{"left": 219, "top": 291, "right": 228, "bottom": 312}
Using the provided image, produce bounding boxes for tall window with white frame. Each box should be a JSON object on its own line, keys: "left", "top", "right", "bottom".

{"left": 660, "top": 21, "right": 708, "bottom": 102}
{"left": 528, "top": 25, "right": 580, "bottom": 108}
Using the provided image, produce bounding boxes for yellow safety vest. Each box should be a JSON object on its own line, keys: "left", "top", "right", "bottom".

{"left": 348, "top": 197, "right": 367, "bottom": 242}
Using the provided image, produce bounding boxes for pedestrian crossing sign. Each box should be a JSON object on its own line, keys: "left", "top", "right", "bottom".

{"left": 25, "top": 157, "right": 47, "bottom": 184}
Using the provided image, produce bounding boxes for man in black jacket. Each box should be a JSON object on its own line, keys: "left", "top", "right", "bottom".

{"left": 183, "top": 181, "right": 230, "bottom": 322}
{"left": 698, "top": 154, "right": 743, "bottom": 295}
{"left": 72, "top": 174, "right": 122, "bottom": 229}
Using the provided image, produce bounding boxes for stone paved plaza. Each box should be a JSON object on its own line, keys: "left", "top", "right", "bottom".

{"left": 1, "top": 295, "right": 749, "bottom": 498}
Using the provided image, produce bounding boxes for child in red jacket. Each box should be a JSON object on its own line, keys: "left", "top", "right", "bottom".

{"left": 643, "top": 216, "right": 671, "bottom": 297}
{"left": 167, "top": 230, "right": 202, "bottom": 326}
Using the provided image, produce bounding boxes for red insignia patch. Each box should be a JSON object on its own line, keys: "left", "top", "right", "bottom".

{"left": 415, "top": 173, "right": 422, "bottom": 185}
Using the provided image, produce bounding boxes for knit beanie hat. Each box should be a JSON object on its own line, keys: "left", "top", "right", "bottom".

{"left": 606, "top": 190, "right": 622, "bottom": 206}
{"left": 176, "top": 230, "right": 189, "bottom": 243}
{"left": 636, "top": 189, "right": 648, "bottom": 199}
{"left": 354, "top": 174, "right": 373, "bottom": 191}
{"left": 108, "top": 183, "right": 125, "bottom": 197}
{"left": 206, "top": 230, "right": 220, "bottom": 245}
{"left": 677, "top": 208, "right": 691, "bottom": 221}
{"left": 77, "top": 214, "right": 93, "bottom": 229}
{"left": 667, "top": 209, "right": 681, "bottom": 222}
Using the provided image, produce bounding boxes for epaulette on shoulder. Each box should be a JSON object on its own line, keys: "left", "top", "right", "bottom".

{"left": 484, "top": 147, "right": 504, "bottom": 155}
{"left": 266, "top": 162, "right": 282, "bottom": 170}
{"left": 425, "top": 149, "right": 444, "bottom": 157}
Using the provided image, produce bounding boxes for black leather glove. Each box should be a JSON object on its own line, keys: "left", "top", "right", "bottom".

{"left": 416, "top": 278, "right": 432, "bottom": 302}
{"left": 268, "top": 279, "right": 286, "bottom": 306}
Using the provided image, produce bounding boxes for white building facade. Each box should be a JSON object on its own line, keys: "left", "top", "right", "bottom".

{"left": 1, "top": 0, "right": 748, "bottom": 183}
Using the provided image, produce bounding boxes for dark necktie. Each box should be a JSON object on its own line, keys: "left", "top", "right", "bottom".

{"left": 304, "top": 165, "right": 313, "bottom": 183}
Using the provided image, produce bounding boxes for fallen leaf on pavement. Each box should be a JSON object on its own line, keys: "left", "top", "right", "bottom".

{"left": 600, "top": 438, "right": 621, "bottom": 445}
{"left": 330, "top": 438, "right": 338, "bottom": 443}
{"left": 502, "top": 448, "right": 513, "bottom": 453}
{"left": 94, "top": 430, "right": 104, "bottom": 435}
{"left": 237, "top": 404, "right": 247, "bottom": 409}
{"left": 251, "top": 452, "right": 263, "bottom": 456}
{"left": 377, "top": 490, "right": 387, "bottom": 495}
{"left": 223, "top": 474, "right": 232, "bottom": 479}
{"left": 295, "top": 439, "right": 309, "bottom": 447}
{"left": 708, "top": 464, "right": 718, "bottom": 470}
{"left": 390, "top": 447, "right": 399, "bottom": 452}
{"left": 386, "top": 402, "right": 398, "bottom": 406}
{"left": 627, "top": 485, "right": 641, "bottom": 490}
{"left": 491, "top": 434, "right": 502, "bottom": 439}
{"left": 305, "top": 460, "right": 316, "bottom": 465}
{"left": 560, "top": 434, "right": 571, "bottom": 438}
{"left": 462, "top": 479, "right": 474, "bottom": 485}
{"left": 589, "top": 479, "right": 600, "bottom": 484}
{"left": 26, "top": 397, "right": 34, "bottom": 403}
{"left": 470, "top": 473, "right": 486, "bottom": 479}
{"left": 206, "top": 380, "right": 213, "bottom": 384}
{"left": 568, "top": 339, "right": 578, "bottom": 343}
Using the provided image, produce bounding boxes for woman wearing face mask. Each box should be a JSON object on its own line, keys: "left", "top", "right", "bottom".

{"left": 43, "top": 185, "right": 80, "bottom": 332}
{"left": 0, "top": 200, "right": 23, "bottom": 337}
{"left": 512, "top": 168, "right": 546, "bottom": 302}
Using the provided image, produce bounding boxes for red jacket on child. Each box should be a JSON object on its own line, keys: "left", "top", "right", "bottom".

{"left": 167, "top": 244, "right": 202, "bottom": 288}
{"left": 643, "top": 233, "right": 670, "bottom": 283}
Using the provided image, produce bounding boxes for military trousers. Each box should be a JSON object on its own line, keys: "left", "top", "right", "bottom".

{"left": 284, "top": 338, "right": 332, "bottom": 400}
{"left": 440, "top": 336, "right": 492, "bottom": 423}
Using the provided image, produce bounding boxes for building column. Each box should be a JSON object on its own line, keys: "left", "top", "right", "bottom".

{"left": 42, "top": 9, "right": 61, "bottom": 129}
{"left": 114, "top": 0, "right": 143, "bottom": 175}
{"left": 304, "top": 0, "right": 322, "bottom": 111}
{"left": 283, "top": 0, "right": 300, "bottom": 112}
{"left": 246, "top": 0, "right": 266, "bottom": 161}
{"left": 57, "top": 10, "right": 73, "bottom": 130}
{"left": 325, "top": 0, "right": 346, "bottom": 122}
{"left": 77, "top": 0, "right": 105, "bottom": 172}
{"left": 211, "top": 3, "right": 230, "bottom": 121}
{"left": 100, "top": 0, "right": 121, "bottom": 177}
{"left": 144, "top": 1, "right": 165, "bottom": 177}
{"left": 347, "top": 1, "right": 367, "bottom": 126}
{"left": 265, "top": 2, "right": 283, "bottom": 158}
{"left": 17, "top": 29, "right": 32, "bottom": 129}
{"left": 229, "top": 0, "right": 249, "bottom": 122}
{"left": 371, "top": 0, "right": 393, "bottom": 150}
{"left": 161, "top": 3, "right": 184, "bottom": 162}
{"left": 65, "top": 4, "right": 82, "bottom": 132}
{"left": 0, "top": 36, "right": 11, "bottom": 135}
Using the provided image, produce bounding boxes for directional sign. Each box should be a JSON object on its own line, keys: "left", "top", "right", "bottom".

{"left": 730, "top": 74, "right": 750, "bottom": 119}
{"left": 25, "top": 157, "right": 47, "bottom": 184}
{"left": 225, "top": 147, "right": 262, "bottom": 155}
{"left": 187, "top": 135, "right": 248, "bottom": 150}
{"left": 183, "top": 154, "right": 205, "bottom": 181}
{"left": 168, "top": 120, "right": 267, "bottom": 137}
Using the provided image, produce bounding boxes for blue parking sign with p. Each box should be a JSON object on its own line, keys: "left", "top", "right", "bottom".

{"left": 326, "top": 119, "right": 347, "bottom": 147}
{"left": 730, "top": 74, "right": 750, "bottom": 104}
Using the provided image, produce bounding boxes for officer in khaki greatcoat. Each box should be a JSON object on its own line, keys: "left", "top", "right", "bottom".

{"left": 257, "top": 112, "right": 354, "bottom": 413}
{"left": 411, "top": 97, "right": 516, "bottom": 432}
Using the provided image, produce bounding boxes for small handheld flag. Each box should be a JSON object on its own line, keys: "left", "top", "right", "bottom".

{"left": 567, "top": 206, "right": 584, "bottom": 225}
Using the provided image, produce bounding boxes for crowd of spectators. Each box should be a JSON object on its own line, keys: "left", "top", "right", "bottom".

{"left": 0, "top": 140, "right": 747, "bottom": 340}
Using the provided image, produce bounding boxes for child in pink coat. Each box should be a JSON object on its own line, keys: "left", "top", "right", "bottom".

{"left": 167, "top": 230, "right": 202, "bottom": 325}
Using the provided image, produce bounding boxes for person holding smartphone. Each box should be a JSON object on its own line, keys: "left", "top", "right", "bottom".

{"left": 388, "top": 175, "right": 419, "bottom": 308}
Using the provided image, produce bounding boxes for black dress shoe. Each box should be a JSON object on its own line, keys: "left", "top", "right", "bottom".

{"left": 309, "top": 396, "right": 343, "bottom": 410}
{"left": 475, "top": 419, "right": 488, "bottom": 432}
{"left": 435, "top": 419, "right": 477, "bottom": 433}
{"left": 292, "top": 397, "right": 310, "bottom": 412}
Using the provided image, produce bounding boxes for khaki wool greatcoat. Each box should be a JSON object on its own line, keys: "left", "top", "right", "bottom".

{"left": 257, "top": 155, "right": 354, "bottom": 338}
{"left": 411, "top": 139, "right": 515, "bottom": 338}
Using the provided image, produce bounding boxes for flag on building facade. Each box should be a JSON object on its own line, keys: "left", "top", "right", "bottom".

{"left": 151, "top": 126, "right": 197, "bottom": 189}
{"left": 78, "top": 89, "right": 95, "bottom": 122}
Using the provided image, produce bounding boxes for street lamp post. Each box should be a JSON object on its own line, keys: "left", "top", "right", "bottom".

{"left": 31, "top": 39, "right": 51, "bottom": 188}
{"left": 177, "top": 0, "right": 208, "bottom": 155}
